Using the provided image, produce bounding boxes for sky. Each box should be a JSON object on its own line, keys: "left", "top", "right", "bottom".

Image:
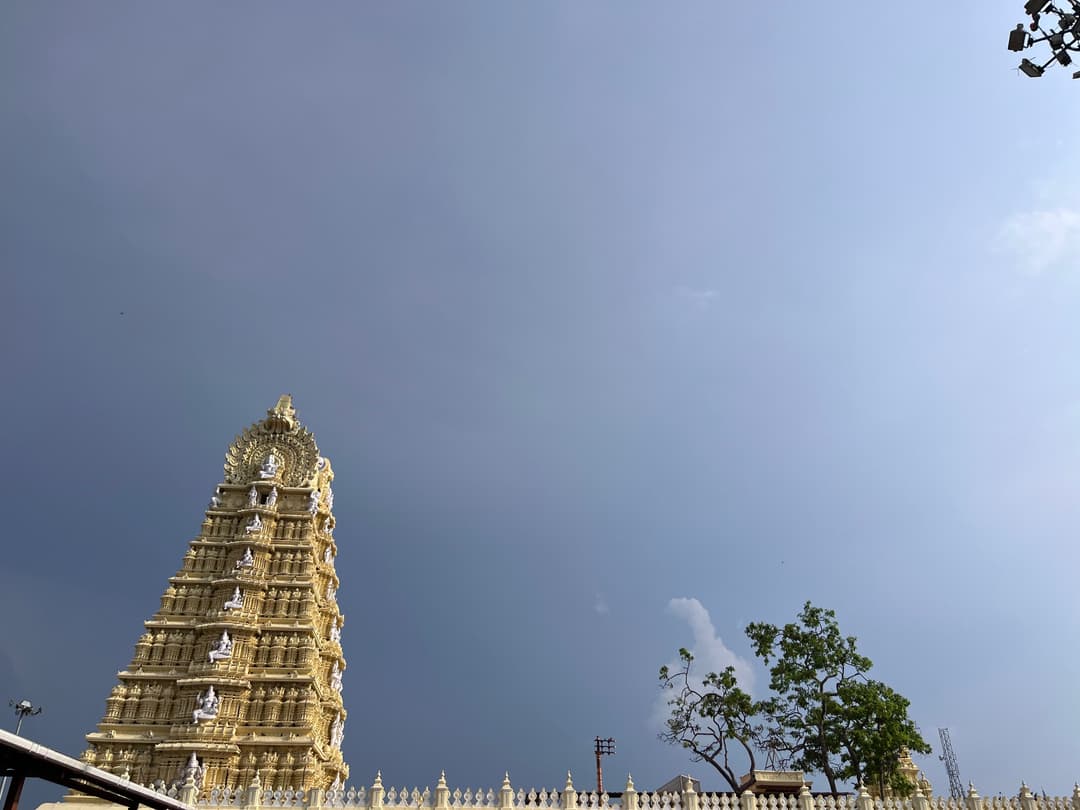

{"left": 3, "top": 1, "right": 1080, "bottom": 804}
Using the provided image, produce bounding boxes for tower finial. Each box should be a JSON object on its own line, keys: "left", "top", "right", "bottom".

{"left": 265, "top": 394, "right": 297, "bottom": 431}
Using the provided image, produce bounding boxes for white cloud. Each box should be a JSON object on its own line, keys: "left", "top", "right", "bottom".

{"left": 594, "top": 593, "right": 610, "bottom": 615}
{"left": 996, "top": 208, "right": 1080, "bottom": 275}
{"left": 673, "top": 285, "right": 719, "bottom": 309}
{"left": 652, "top": 597, "right": 755, "bottom": 728}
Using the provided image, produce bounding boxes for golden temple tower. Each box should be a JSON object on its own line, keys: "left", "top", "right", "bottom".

{"left": 80, "top": 396, "right": 348, "bottom": 793}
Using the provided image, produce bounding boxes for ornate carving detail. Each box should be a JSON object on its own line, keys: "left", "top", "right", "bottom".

{"left": 223, "top": 396, "right": 320, "bottom": 487}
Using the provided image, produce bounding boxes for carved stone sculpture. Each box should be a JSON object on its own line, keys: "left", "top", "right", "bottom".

{"left": 245, "top": 514, "right": 262, "bottom": 533}
{"left": 192, "top": 686, "right": 220, "bottom": 723}
{"left": 208, "top": 631, "right": 233, "bottom": 663}
{"left": 182, "top": 753, "right": 205, "bottom": 787}
{"left": 330, "top": 661, "right": 343, "bottom": 693}
{"left": 329, "top": 620, "right": 341, "bottom": 643}
{"left": 267, "top": 486, "right": 278, "bottom": 507}
{"left": 330, "top": 713, "right": 344, "bottom": 749}
{"left": 235, "top": 547, "right": 255, "bottom": 569}
{"left": 259, "top": 451, "right": 279, "bottom": 480}
{"left": 248, "top": 486, "right": 258, "bottom": 507}
{"left": 308, "top": 490, "right": 321, "bottom": 514}
{"left": 224, "top": 587, "right": 243, "bottom": 611}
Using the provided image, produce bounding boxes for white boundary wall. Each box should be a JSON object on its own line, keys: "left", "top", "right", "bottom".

{"left": 134, "top": 772, "right": 1080, "bottom": 810}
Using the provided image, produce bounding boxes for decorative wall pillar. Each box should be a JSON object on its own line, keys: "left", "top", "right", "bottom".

{"left": 246, "top": 772, "right": 263, "bottom": 808}
{"left": 966, "top": 783, "right": 983, "bottom": 810}
{"left": 500, "top": 774, "right": 514, "bottom": 810}
{"left": 561, "top": 772, "right": 577, "bottom": 810}
{"left": 623, "top": 776, "right": 638, "bottom": 810}
{"left": 856, "top": 782, "right": 873, "bottom": 810}
{"left": 682, "top": 776, "right": 698, "bottom": 810}
{"left": 180, "top": 770, "right": 199, "bottom": 805}
{"left": 435, "top": 772, "right": 450, "bottom": 810}
{"left": 370, "top": 772, "right": 384, "bottom": 809}
{"left": 1019, "top": 783, "right": 1037, "bottom": 810}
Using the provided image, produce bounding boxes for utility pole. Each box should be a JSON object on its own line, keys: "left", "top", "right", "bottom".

{"left": 593, "top": 737, "right": 615, "bottom": 794}
{"left": 0, "top": 700, "right": 43, "bottom": 809}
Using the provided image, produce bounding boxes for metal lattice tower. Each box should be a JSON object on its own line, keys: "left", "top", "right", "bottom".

{"left": 938, "top": 728, "right": 964, "bottom": 800}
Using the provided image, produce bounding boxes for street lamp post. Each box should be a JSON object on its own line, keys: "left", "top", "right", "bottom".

{"left": 0, "top": 700, "right": 43, "bottom": 807}
{"left": 593, "top": 737, "right": 615, "bottom": 794}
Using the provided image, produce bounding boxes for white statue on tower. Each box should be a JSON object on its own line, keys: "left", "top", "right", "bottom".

{"left": 259, "top": 451, "right": 279, "bottom": 479}
{"left": 224, "top": 587, "right": 243, "bottom": 611}
{"left": 326, "top": 484, "right": 334, "bottom": 511}
{"left": 235, "top": 547, "right": 255, "bottom": 569}
{"left": 248, "top": 486, "right": 258, "bottom": 507}
{"left": 330, "top": 713, "right": 345, "bottom": 749}
{"left": 267, "top": 486, "right": 278, "bottom": 507}
{"left": 329, "top": 619, "right": 342, "bottom": 643}
{"left": 209, "top": 488, "right": 222, "bottom": 509}
{"left": 192, "top": 686, "right": 220, "bottom": 723}
{"left": 308, "top": 490, "right": 321, "bottom": 514}
{"left": 208, "top": 631, "right": 233, "bottom": 663}
{"left": 330, "top": 661, "right": 343, "bottom": 693}
{"left": 182, "top": 753, "right": 205, "bottom": 787}
{"left": 245, "top": 514, "right": 262, "bottom": 533}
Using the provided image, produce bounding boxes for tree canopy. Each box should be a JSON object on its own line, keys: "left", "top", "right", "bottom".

{"left": 659, "top": 602, "right": 930, "bottom": 795}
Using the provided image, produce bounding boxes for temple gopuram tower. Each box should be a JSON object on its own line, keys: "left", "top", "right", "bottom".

{"left": 80, "top": 396, "right": 348, "bottom": 793}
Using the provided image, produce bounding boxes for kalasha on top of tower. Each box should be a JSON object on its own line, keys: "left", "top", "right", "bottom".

{"left": 223, "top": 394, "right": 332, "bottom": 488}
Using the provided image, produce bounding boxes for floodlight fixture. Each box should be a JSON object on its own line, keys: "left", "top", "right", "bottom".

{"left": 593, "top": 737, "right": 616, "bottom": 793}
{"left": 1011, "top": 2, "right": 1080, "bottom": 79}
{"left": 1010, "top": 23, "right": 1030, "bottom": 50}
{"left": 9, "top": 699, "right": 43, "bottom": 728}
{"left": 1020, "top": 57, "right": 1046, "bottom": 76}
{"left": 1, "top": 700, "right": 43, "bottom": 805}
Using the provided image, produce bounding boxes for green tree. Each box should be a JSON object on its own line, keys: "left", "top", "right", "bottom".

{"left": 660, "top": 602, "right": 930, "bottom": 795}
{"left": 839, "top": 680, "right": 930, "bottom": 797}
{"left": 658, "top": 649, "right": 764, "bottom": 794}
{"left": 746, "top": 602, "right": 930, "bottom": 794}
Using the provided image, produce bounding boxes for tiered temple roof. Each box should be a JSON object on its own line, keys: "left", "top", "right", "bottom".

{"left": 78, "top": 396, "right": 348, "bottom": 793}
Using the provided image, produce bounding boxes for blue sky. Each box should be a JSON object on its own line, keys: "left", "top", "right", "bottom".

{"left": 3, "top": 2, "right": 1079, "bottom": 804}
